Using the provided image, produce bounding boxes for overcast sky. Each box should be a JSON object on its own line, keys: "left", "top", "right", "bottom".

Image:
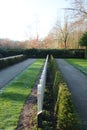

{"left": 0, "top": 0, "right": 69, "bottom": 41}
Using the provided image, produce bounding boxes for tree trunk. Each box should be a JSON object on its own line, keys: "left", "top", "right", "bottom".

{"left": 64, "top": 40, "right": 67, "bottom": 49}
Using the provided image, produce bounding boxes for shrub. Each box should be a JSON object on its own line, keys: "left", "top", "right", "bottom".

{"left": 50, "top": 55, "right": 78, "bottom": 130}
{"left": 79, "top": 31, "right": 87, "bottom": 58}
{"left": 0, "top": 55, "right": 26, "bottom": 69}
{"left": 0, "top": 48, "right": 85, "bottom": 58}
{"left": 23, "top": 49, "right": 85, "bottom": 58}
{"left": 0, "top": 48, "right": 24, "bottom": 57}
{"left": 57, "top": 83, "right": 77, "bottom": 130}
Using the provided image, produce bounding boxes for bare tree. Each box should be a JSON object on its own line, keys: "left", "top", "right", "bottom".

{"left": 65, "top": 0, "right": 87, "bottom": 22}
{"left": 61, "top": 0, "right": 87, "bottom": 48}
{"left": 53, "top": 15, "right": 73, "bottom": 48}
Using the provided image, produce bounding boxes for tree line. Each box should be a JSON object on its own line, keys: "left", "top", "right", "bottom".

{"left": 0, "top": 0, "right": 87, "bottom": 50}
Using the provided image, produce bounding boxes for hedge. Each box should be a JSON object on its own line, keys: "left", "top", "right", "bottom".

{"left": 0, "top": 48, "right": 24, "bottom": 58}
{"left": 23, "top": 49, "right": 85, "bottom": 58}
{"left": 0, "top": 55, "right": 27, "bottom": 69}
{"left": 0, "top": 48, "right": 85, "bottom": 58}
{"left": 57, "top": 83, "right": 77, "bottom": 130}
{"left": 50, "top": 56, "right": 77, "bottom": 130}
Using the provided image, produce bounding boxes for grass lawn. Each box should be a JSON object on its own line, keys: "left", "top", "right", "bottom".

{"left": 0, "top": 59, "right": 44, "bottom": 130}
{"left": 65, "top": 59, "right": 87, "bottom": 75}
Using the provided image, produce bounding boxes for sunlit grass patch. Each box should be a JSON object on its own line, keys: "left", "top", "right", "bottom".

{"left": 66, "top": 59, "right": 87, "bottom": 75}
{"left": 0, "top": 59, "right": 44, "bottom": 130}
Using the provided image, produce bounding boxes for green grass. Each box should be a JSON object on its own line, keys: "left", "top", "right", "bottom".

{"left": 0, "top": 59, "right": 44, "bottom": 130}
{"left": 65, "top": 59, "right": 87, "bottom": 75}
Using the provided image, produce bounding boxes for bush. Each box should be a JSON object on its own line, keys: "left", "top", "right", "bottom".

{"left": 79, "top": 31, "right": 87, "bottom": 58}
{"left": 23, "top": 49, "right": 85, "bottom": 58}
{"left": 50, "top": 55, "right": 63, "bottom": 107}
{"left": 57, "top": 83, "right": 77, "bottom": 130}
{"left": 0, "top": 48, "right": 85, "bottom": 58}
{"left": 0, "top": 48, "right": 24, "bottom": 57}
{"left": 0, "top": 55, "right": 26, "bottom": 69}
{"left": 50, "top": 55, "right": 78, "bottom": 130}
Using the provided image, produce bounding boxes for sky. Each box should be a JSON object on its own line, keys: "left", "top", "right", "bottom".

{"left": 0, "top": 0, "right": 69, "bottom": 41}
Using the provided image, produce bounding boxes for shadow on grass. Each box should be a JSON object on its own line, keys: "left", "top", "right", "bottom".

{"left": 0, "top": 92, "right": 29, "bottom": 102}
{"left": 0, "top": 91, "right": 37, "bottom": 105}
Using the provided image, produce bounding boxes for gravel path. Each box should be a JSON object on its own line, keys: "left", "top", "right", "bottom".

{"left": 56, "top": 59, "right": 87, "bottom": 130}
{"left": 0, "top": 59, "right": 36, "bottom": 89}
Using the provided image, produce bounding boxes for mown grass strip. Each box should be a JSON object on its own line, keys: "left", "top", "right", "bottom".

{"left": 0, "top": 59, "right": 44, "bottom": 130}
{"left": 65, "top": 59, "right": 87, "bottom": 75}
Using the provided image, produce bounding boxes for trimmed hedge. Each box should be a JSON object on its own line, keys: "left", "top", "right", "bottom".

{"left": 0, "top": 48, "right": 24, "bottom": 58}
{"left": 50, "top": 56, "right": 77, "bottom": 130}
{"left": 57, "top": 84, "right": 77, "bottom": 130}
{"left": 0, "top": 55, "right": 27, "bottom": 69}
{"left": 50, "top": 56, "right": 62, "bottom": 107}
{"left": 0, "top": 48, "right": 85, "bottom": 58}
{"left": 23, "top": 49, "right": 85, "bottom": 58}
{"left": 42, "top": 62, "right": 55, "bottom": 130}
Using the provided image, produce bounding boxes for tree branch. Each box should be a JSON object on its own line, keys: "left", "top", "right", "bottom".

{"left": 63, "top": 8, "right": 87, "bottom": 14}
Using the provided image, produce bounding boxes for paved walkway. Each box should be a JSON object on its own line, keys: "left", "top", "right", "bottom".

{"left": 0, "top": 59, "right": 36, "bottom": 89}
{"left": 56, "top": 59, "right": 87, "bottom": 130}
